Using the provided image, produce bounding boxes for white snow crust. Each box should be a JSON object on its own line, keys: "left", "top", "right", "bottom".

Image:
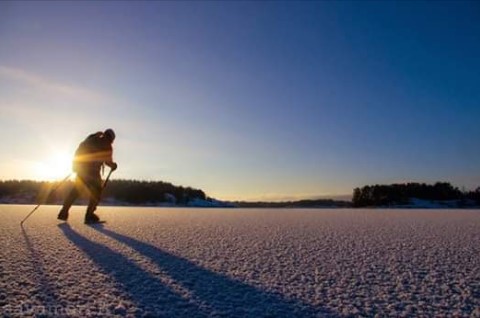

{"left": 1, "top": 205, "right": 479, "bottom": 317}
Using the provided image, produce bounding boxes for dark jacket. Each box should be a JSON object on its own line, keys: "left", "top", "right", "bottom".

{"left": 73, "top": 132, "right": 114, "bottom": 176}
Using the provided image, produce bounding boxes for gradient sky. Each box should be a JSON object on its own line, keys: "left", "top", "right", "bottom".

{"left": 1, "top": 1, "right": 479, "bottom": 201}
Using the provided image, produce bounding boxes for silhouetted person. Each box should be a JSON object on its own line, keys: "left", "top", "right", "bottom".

{"left": 58, "top": 129, "right": 118, "bottom": 224}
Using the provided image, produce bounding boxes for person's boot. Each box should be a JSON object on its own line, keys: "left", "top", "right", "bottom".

{"left": 84, "top": 213, "right": 102, "bottom": 224}
{"left": 57, "top": 208, "right": 69, "bottom": 221}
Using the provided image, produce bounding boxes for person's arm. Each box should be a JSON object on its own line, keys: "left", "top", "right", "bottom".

{"left": 103, "top": 145, "right": 118, "bottom": 171}
{"left": 106, "top": 161, "right": 118, "bottom": 171}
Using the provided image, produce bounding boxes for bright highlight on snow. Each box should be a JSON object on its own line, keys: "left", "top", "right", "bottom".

{"left": 33, "top": 152, "right": 72, "bottom": 181}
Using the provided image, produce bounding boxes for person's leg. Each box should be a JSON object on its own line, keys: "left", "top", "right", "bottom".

{"left": 57, "top": 179, "right": 80, "bottom": 220}
{"left": 85, "top": 175, "right": 102, "bottom": 223}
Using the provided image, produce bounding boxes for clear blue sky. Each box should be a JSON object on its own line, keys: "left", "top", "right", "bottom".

{"left": 1, "top": 1, "right": 479, "bottom": 201}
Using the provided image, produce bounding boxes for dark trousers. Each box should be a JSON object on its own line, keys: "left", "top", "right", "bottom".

{"left": 61, "top": 173, "right": 102, "bottom": 216}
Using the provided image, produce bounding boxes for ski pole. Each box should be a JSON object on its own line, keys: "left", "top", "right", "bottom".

{"left": 103, "top": 168, "right": 114, "bottom": 189}
{"left": 20, "top": 173, "right": 72, "bottom": 226}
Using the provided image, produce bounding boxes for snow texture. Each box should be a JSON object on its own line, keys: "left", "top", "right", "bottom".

{"left": 1, "top": 205, "right": 479, "bottom": 317}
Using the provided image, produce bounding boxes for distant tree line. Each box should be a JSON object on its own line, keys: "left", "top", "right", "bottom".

{"left": 2, "top": 179, "right": 479, "bottom": 208}
{"left": 0, "top": 180, "right": 43, "bottom": 202}
{"left": 352, "top": 182, "right": 480, "bottom": 207}
{"left": 102, "top": 180, "right": 206, "bottom": 204}
{"left": 0, "top": 179, "right": 207, "bottom": 205}
{"left": 233, "top": 199, "right": 351, "bottom": 208}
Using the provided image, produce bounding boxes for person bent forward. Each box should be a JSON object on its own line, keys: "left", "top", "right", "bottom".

{"left": 57, "top": 129, "right": 117, "bottom": 224}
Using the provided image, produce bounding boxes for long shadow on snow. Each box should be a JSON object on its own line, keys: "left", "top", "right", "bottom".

{"left": 20, "top": 225, "right": 64, "bottom": 316}
{"left": 91, "top": 225, "right": 334, "bottom": 317}
{"left": 58, "top": 223, "right": 210, "bottom": 317}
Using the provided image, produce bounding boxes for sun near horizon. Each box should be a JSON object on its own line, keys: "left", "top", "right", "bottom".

{"left": 31, "top": 151, "right": 73, "bottom": 181}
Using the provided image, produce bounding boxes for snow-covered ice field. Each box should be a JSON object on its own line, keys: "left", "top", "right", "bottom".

{"left": 1, "top": 205, "right": 479, "bottom": 317}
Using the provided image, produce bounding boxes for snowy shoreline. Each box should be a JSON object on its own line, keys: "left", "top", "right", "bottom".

{"left": 1, "top": 197, "right": 479, "bottom": 209}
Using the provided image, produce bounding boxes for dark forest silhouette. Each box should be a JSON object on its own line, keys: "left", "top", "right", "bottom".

{"left": 0, "top": 179, "right": 207, "bottom": 206}
{"left": 0, "top": 179, "right": 479, "bottom": 208}
{"left": 353, "top": 182, "right": 480, "bottom": 207}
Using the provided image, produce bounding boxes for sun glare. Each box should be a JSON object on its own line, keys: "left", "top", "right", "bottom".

{"left": 34, "top": 152, "right": 73, "bottom": 181}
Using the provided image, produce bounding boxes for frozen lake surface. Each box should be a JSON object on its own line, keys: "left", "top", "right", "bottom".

{"left": 1, "top": 205, "right": 479, "bottom": 317}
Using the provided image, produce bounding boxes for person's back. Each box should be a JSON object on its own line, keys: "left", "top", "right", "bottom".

{"left": 73, "top": 132, "right": 114, "bottom": 177}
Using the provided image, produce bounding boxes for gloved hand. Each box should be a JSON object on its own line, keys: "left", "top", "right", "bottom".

{"left": 110, "top": 162, "right": 118, "bottom": 171}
